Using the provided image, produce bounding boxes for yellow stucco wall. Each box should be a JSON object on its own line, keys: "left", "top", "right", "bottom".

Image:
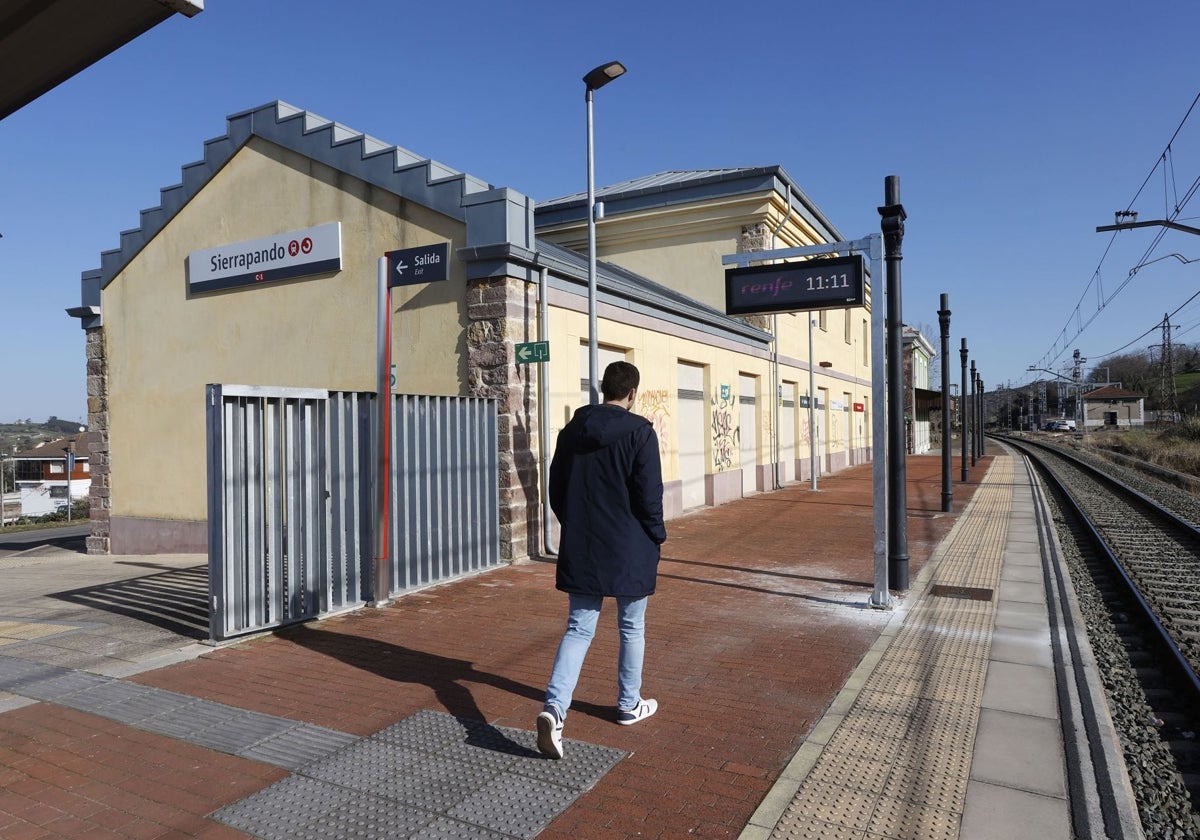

{"left": 539, "top": 193, "right": 874, "bottom": 478}
{"left": 541, "top": 300, "right": 871, "bottom": 482}
{"left": 104, "top": 137, "right": 466, "bottom": 522}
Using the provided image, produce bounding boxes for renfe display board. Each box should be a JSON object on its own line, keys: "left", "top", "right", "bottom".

{"left": 724, "top": 254, "right": 865, "bottom": 315}
{"left": 187, "top": 222, "right": 343, "bottom": 293}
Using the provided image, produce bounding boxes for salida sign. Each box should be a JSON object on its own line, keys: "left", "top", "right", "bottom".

{"left": 725, "top": 254, "right": 865, "bottom": 316}
{"left": 387, "top": 243, "right": 450, "bottom": 287}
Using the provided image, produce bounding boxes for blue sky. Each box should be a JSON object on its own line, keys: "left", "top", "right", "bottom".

{"left": 2, "top": 0, "right": 1200, "bottom": 423}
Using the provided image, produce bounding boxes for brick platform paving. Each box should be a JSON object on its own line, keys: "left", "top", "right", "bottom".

{"left": 1, "top": 453, "right": 989, "bottom": 839}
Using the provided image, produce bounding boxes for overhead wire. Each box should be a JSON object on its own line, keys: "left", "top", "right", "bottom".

{"left": 1032, "top": 91, "right": 1200, "bottom": 372}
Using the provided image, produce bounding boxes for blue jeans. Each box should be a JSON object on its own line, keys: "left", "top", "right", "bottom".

{"left": 544, "top": 594, "right": 647, "bottom": 720}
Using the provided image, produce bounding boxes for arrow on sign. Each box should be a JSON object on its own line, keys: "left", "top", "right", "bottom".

{"left": 385, "top": 243, "right": 450, "bottom": 287}
{"left": 514, "top": 340, "right": 549, "bottom": 364}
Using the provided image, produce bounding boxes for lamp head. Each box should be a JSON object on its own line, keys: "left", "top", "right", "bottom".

{"left": 584, "top": 61, "right": 627, "bottom": 91}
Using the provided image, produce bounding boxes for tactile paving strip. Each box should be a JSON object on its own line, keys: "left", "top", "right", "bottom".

{"left": 768, "top": 457, "right": 1015, "bottom": 839}
{"left": 0, "top": 653, "right": 365, "bottom": 770}
{"left": 0, "top": 648, "right": 625, "bottom": 837}
{"left": 214, "top": 710, "right": 626, "bottom": 839}
{"left": 0, "top": 619, "right": 81, "bottom": 644}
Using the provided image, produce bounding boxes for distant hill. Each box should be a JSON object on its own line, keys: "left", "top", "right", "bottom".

{"left": 0, "top": 418, "right": 87, "bottom": 455}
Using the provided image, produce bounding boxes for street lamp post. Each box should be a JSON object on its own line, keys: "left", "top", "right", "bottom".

{"left": 584, "top": 60, "right": 627, "bottom": 404}
{"left": 959, "top": 339, "right": 969, "bottom": 482}
{"left": 879, "top": 176, "right": 909, "bottom": 591}
{"left": 977, "top": 378, "right": 985, "bottom": 458}
{"left": 938, "top": 294, "right": 952, "bottom": 512}
{"left": 969, "top": 360, "right": 977, "bottom": 467}
{"left": 66, "top": 438, "right": 76, "bottom": 523}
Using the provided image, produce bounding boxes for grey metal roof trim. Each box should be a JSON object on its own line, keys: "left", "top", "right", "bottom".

{"left": 536, "top": 168, "right": 771, "bottom": 209}
{"left": 534, "top": 240, "right": 772, "bottom": 348}
{"left": 86, "top": 100, "right": 519, "bottom": 292}
{"left": 535, "top": 166, "right": 844, "bottom": 244}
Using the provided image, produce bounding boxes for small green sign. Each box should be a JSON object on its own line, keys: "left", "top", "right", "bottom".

{"left": 515, "top": 341, "right": 550, "bottom": 364}
{"left": 720, "top": 384, "right": 731, "bottom": 400}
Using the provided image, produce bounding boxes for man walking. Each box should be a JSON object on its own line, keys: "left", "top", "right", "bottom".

{"left": 536, "top": 361, "right": 666, "bottom": 759}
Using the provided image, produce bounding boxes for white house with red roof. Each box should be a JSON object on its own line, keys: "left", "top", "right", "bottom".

{"left": 11, "top": 433, "right": 90, "bottom": 519}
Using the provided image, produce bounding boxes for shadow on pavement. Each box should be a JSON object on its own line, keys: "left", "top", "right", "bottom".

{"left": 283, "top": 624, "right": 558, "bottom": 754}
{"left": 49, "top": 565, "right": 210, "bottom": 639}
{"left": 1, "top": 531, "right": 88, "bottom": 554}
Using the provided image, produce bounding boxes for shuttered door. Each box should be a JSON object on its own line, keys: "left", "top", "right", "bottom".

{"left": 739, "top": 374, "right": 757, "bottom": 495}
{"left": 781, "top": 382, "right": 796, "bottom": 483}
{"left": 677, "top": 362, "right": 706, "bottom": 510}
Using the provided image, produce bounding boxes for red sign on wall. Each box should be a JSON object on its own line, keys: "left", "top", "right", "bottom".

{"left": 853, "top": 402, "right": 865, "bottom": 412}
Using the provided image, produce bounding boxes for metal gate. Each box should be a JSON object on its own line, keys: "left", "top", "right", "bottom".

{"left": 387, "top": 394, "right": 499, "bottom": 592}
{"left": 206, "top": 385, "right": 499, "bottom": 641}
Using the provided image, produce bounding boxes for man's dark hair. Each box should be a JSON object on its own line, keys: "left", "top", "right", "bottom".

{"left": 601, "top": 361, "right": 640, "bottom": 402}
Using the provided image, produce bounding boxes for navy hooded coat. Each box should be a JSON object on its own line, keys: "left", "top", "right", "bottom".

{"left": 549, "top": 403, "right": 666, "bottom": 597}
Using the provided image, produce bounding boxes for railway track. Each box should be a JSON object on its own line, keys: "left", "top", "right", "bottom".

{"left": 1002, "top": 435, "right": 1200, "bottom": 837}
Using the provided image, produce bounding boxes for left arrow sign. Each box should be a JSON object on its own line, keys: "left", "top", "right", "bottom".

{"left": 385, "top": 243, "right": 450, "bottom": 287}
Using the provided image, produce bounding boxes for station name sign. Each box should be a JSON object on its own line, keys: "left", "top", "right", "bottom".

{"left": 725, "top": 254, "right": 865, "bottom": 316}
{"left": 187, "top": 222, "right": 342, "bottom": 294}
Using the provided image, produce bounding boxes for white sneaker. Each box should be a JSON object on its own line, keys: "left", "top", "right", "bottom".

{"left": 536, "top": 707, "right": 564, "bottom": 759}
{"left": 617, "top": 697, "right": 658, "bottom": 725}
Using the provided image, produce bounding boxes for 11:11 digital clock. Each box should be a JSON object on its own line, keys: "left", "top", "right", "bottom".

{"left": 724, "top": 254, "right": 866, "bottom": 316}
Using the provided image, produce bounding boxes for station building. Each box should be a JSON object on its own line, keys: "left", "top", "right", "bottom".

{"left": 1081, "top": 385, "right": 1145, "bottom": 429}
{"left": 68, "top": 101, "right": 874, "bottom": 576}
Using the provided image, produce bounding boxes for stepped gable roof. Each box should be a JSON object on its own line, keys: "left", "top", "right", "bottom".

{"left": 1082, "top": 385, "right": 1145, "bottom": 400}
{"left": 534, "top": 166, "right": 844, "bottom": 243}
{"left": 73, "top": 101, "right": 534, "bottom": 326}
{"left": 69, "top": 102, "right": 770, "bottom": 347}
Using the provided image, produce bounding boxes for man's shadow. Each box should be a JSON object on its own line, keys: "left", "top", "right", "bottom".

{"left": 282, "top": 624, "right": 611, "bottom": 756}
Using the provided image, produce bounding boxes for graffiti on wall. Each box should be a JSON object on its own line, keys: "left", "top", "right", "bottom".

{"left": 711, "top": 389, "right": 739, "bottom": 471}
{"left": 636, "top": 389, "right": 671, "bottom": 457}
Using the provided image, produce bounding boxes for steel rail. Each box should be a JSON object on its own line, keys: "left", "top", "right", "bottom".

{"left": 1004, "top": 436, "right": 1200, "bottom": 702}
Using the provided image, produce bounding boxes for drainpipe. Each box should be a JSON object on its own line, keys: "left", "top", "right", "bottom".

{"left": 769, "top": 202, "right": 793, "bottom": 490}
{"left": 539, "top": 267, "right": 558, "bottom": 556}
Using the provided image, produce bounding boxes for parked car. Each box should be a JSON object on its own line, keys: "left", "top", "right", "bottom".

{"left": 1046, "top": 420, "right": 1073, "bottom": 432}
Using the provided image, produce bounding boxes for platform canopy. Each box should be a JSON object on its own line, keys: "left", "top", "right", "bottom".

{"left": 0, "top": 0, "right": 203, "bottom": 121}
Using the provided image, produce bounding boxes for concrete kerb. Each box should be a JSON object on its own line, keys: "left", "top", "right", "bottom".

{"left": 1023, "top": 451, "right": 1146, "bottom": 840}
{"left": 738, "top": 458, "right": 1001, "bottom": 840}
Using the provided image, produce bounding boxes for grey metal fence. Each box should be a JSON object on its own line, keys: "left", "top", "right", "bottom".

{"left": 389, "top": 394, "right": 500, "bottom": 592}
{"left": 206, "top": 385, "right": 499, "bottom": 642}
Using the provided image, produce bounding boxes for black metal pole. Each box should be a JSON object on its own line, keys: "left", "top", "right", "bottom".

{"left": 959, "top": 339, "right": 969, "bottom": 482}
{"left": 969, "top": 361, "right": 977, "bottom": 467}
{"left": 879, "top": 175, "right": 908, "bottom": 591}
{"left": 977, "top": 379, "right": 985, "bottom": 458}
{"left": 938, "top": 294, "right": 952, "bottom": 512}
